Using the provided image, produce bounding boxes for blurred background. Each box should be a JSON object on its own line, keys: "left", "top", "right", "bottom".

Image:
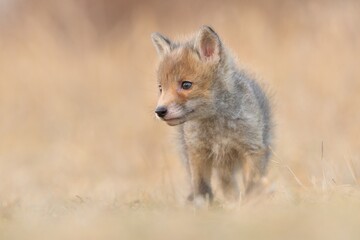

{"left": 0, "top": 0, "right": 360, "bottom": 235}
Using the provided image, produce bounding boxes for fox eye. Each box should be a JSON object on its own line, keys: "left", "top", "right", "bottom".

{"left": 181, "top": 81, "right": 192, "bottom": 90}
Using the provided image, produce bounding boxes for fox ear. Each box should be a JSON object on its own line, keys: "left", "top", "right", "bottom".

{"left": 194, "top": 25, "right": 221, "bottom": 62}
{"left": 151, "top": 32, "right": 172, "bottom": 57}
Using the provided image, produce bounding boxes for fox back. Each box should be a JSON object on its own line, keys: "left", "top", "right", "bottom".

{"left": 152, "top": 26, "right": 272, "bottom": 203}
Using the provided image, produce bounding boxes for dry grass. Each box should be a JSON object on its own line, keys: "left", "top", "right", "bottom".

{"left": 0, "top": 0, "right": 360, "bottom": 239}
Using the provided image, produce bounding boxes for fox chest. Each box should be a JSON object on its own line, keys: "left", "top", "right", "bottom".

{"left": 182, "top": 120, "right": 246, "bottom": 163}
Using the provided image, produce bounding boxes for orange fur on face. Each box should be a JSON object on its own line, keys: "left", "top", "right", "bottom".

{"left": 156, "top": 47, "right": 214, "bottom": 107}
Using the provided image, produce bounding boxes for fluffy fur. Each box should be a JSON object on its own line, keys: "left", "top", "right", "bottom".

{"left": 151, "top": 26, "right": 273, "bottom": 202}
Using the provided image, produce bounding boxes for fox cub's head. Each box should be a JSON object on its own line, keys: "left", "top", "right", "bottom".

{"left": 151, "top": 25, "right": 224, "bottom": 126}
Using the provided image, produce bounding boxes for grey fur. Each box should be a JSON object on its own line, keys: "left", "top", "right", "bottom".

{"left": 152, "top": 26, "right": 273, "bottom": 203}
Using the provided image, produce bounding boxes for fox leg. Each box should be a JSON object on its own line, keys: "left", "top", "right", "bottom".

{"left": 242, "top": 151, "right": 268, "bottom": 195}
{"left": 188, "top": 150, "right": 213, "bottom": 203}
{"left": 218, "top": 165, "right": 239, "bottom": 201}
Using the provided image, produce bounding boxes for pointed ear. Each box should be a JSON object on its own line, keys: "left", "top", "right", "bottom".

{"left": 151, "top": 32, "right": 172, "bottom": 57}
{"left": 194, "top": 25, "right": 221, "bottom": 62}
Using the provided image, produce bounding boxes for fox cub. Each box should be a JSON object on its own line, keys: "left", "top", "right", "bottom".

{"left": 151, "top": 26, "right": 272, "bottom": 202}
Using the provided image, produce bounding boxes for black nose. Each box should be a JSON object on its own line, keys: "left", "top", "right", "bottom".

{"left": 155, "top": 106, "right": 167, "bottom": 118}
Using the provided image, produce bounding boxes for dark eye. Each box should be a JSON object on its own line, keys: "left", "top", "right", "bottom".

{"left": 181, "top": 81, "right": 192, "bottom": 90}
{"left": 158, "top": 84, "right": 162, "bottom": 93}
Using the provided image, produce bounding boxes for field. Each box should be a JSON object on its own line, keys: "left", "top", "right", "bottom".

{"left": 1, "top": 0, "right": 360, "bottom": 239}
